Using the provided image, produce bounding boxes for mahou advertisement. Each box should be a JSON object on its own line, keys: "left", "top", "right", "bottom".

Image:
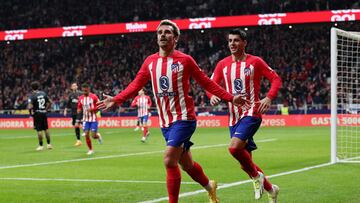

{"left": 0, "top": 114, "right": 358, "bottom": 129}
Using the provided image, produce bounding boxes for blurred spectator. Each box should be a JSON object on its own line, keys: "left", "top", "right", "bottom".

{"left": 0, "top": 22, "right": 359, "bottom": 111}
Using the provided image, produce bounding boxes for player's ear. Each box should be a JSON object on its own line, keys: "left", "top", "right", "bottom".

{"left": 174, "top": 35, "right": 179, "bottom": 44}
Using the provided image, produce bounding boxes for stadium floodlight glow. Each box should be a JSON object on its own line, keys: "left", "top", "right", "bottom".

{"left": 331, "top": 28, "right": 360, "bottom": 164}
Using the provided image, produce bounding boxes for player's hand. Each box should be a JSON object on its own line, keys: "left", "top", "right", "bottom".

{"left": 232, "top": 93, "right": 250, "bottom": 109}
{"left": 97, "top": 94, "right": 115, "bottom": 111}
{"left": 210, "top": 96, "right": 221, "bottom": 106}
{"left": 257, "top": 97, "right": 272, "bottom": 114}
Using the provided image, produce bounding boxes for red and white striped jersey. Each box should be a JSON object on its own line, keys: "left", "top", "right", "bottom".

{"left": 131, "top": 95, "right": 152, "bottom": 117}
{"left": 113, "top": 50, "right": 234, "bottom": 127}
{"left": 77, "top": 93, "right": 99, "bottom": 122}
{"left": 207, "top": 54, "right": 282, "bottom": 126}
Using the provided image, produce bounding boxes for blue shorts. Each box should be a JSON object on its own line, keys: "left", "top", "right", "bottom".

{"left": 138, "top": 115, "right": 149, "bottom": 124}
{"left": 83, "top": 121, "right": 98, "bottom": 132}
{"left": 229, "top": 116, "right": 262, "bottom": 152}
{"left": 161, "top": 120, "right": 196, "bottom": 150}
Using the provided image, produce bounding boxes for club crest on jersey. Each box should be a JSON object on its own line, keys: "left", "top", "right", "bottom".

{"left": 234, "top": 78, "right": 243, "bottom": 93}
{"left": 171, "top": 63, "right": 180, "bottom": 72}
{"left": 159, "top": 75, "right": 170, "bottom": 91}
{"left": 244, "top": 67, "right": 251, "bottom": 76}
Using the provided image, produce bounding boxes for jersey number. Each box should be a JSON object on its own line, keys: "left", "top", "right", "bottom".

{"left": 37, "top": 98, "right": 46, "bottom": 109}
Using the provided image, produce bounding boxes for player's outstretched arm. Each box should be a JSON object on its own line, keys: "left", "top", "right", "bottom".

{"left": 97, "top": 94, "right": 115, "bottom": 111}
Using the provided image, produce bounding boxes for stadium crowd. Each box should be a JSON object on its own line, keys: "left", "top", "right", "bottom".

{"left": 2, "top": 22, "right": 359, "bottom": 112}
{"left": 1, "top": 0, "right": 358, "bottom": 30}
{"left": 1, "top": 0, "right": 359, "bottom": 112}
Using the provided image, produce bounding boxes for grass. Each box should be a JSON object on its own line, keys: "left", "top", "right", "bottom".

{"left": 0, "top": 126, "right": 359, "bottom": 203}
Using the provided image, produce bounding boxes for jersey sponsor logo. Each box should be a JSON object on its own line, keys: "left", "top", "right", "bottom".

{"left": 234, "top": 78, "right": 243, "bottom": 93}
{"left": 159, "top": 75, "right": 170, "bottom": 91}
{"left": 189, "top": 17, "right": 216, "bottom": 29}
{"left": 330, "top": 9, "right": 360, "bottom": 22}
{"left": 156, "top": 92, "right": 177, "bottom": 97}
{"left": 125, "top": 23, "right": 147, "bottom": 32}
{"left": 62, "top": 26, "right": 86, "bottom": 37}
{"left": 258, "top": 13, "right": 286, "bottom": 25}
{"left": 4, "top": 30, "right": 27, "bottom": 41}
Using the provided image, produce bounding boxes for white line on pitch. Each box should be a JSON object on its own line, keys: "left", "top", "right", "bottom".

{"left": 138, "top": 162, "right": 333, "bottom": 203}
{"left": 0, "top": 177, "right": 198, "bottom": 185}
{"left": 0, "top": 133, "right": 71, "bottom": 139}
{"left": 0, "top": 131, "right": 119, "bottom": 139}
{"left": 0, "top": 138, "right": 276, "bottom": 170}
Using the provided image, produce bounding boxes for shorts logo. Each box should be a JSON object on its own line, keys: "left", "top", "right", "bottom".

{"left": 234, "top": 78, "right": 243, "bottom": 93}
{"left": 159, "top": 76, "right": 170, "bottom": 91}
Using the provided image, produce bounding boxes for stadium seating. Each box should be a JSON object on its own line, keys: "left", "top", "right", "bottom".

{"left": 0, "top": 0, "right": 359, "bottom": 111}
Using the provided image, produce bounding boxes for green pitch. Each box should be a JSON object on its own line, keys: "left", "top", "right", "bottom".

{"left": 0, "top": 127, "right": 359, "bottom": 203}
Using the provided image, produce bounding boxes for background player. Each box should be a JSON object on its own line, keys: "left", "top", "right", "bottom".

{"left": 97, "top": 19, "right": 248, "bottom": 203}
{"left": 64, "top": 82, "right": 82, "bottom": 146}
{"left": 207, "top": 29, "right": 282, "bottom": 202}
{"left": 28, "top": 81, "right": 53, "bottom": 151}
{"left": 130, "top": 88, "right": 152, "bottom": 142}
{"left": 77, "top": 83, "right": 103, "bottom": 155}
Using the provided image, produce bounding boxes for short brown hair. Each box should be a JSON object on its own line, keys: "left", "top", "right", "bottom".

{"left": 31, "top": 81, "right": 40, "bottom": 90}
{"left": 157, "top": 19, "right": 180, "bottom": 38}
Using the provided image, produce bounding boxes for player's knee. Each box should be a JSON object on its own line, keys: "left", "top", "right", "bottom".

{"left": 163, "top": 156, "right": 177, "bottom": 168}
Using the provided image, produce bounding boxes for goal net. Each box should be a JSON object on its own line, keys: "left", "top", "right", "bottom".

{"left": 331, "top": 28, "right": 360, "bottom": 163}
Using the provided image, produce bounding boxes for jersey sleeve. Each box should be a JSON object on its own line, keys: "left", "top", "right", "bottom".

{"left": 257, "top": 58, "right": 282, "bottom": 100}
{"left": 188, "top": 56, "right": 233, "bottom": 102}
{"left": 147, "top": 96, "right": 152, "bottom": 107}
{"left": 206, "top": 61, "right": 224, "bottom": 99}
{"left": 66, "top": 94, "right": 72, "bottom": 108}
{"left": 92, "top": 94, "right": 99, "bottom": 111}
{"left": 113, "top": 59, "right": 151, "bottom": 105}
{"left": 77, "top": 96, "right": 82, "bottom": 111}
{"left": 130, "top": 96, "right": 139, "bottom": 107}
{"left": 45, "top": 93, "right": 51, "bottom": 110}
